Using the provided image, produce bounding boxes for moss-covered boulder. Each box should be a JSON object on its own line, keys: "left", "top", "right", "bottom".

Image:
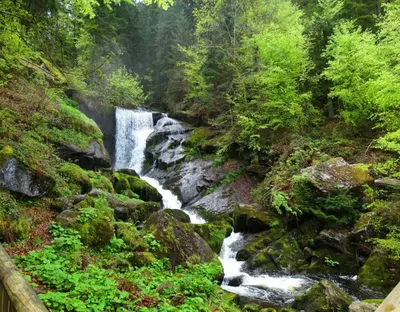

{"left": 10, "top": 214, "right": 31, "bottom": 240}
{"left": 236, "top": 228, "right": 286, "bottom": 261}
{"left": 164, "top": 209, "right": 191, "bottom": 223}
{"left": 114, "top": 222, "right": 150, "bottom": 252}
{"left": 357, "top": 249, "right": 400, "bottom": 296}
{"left": 249, "top": 230, "right": 308, "bottom": 272}
{"left": 233, "top": 204, "right": 281, "bottom": 233}
{"left": 59, "top": 163, "right": 92, "bottom": 194}
{"left": 113, "top": 172, "right": 162, "bottom": 202}
{"left": 130, "top": 202, "right": 161, "bottom": 223}
{"left": 301, "top": 158, "right": 372, "bottom": 193}
{"left": 131, "top": 252, "right": 156, "bottom": 267}
{"left": 145, "top": 210, "right": 215, "bottom": 267}
{"left": 191, "top": 222, "right": 232, "bottom": 253}
{"left": 89, "top": 171, "right": 114, "bottom": 193}
{"left": 293, "top": 279, "right": 352, "bottom": 312}
{"left": 0, "top": 146, "right": 55, "bottom": 197}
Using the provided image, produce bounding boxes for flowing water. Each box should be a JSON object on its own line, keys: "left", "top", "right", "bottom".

{"left": 219, "top": 232, "right": 314, "bottom": 305}
{"left": 114, "top": 107, "right": 364, "bottom": 306}
{"left": 114, "top": 107, "right": 205, "bottom": 224}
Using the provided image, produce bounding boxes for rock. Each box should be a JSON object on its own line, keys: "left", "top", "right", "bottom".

{"left": 233, "top": 204, "right": 281, "bottom": 233}
{"left": 357, "top": 249, "right": 400, "bottom": 296}
{"left": 191, "top": 222, "right": 232, "bottom": 253}
{"left": 59, "top": 163, "right": 92, "bottom": 194}
{"left": 114, "top": 206, "right": 130, "bottom": 221}
{"left": 301, "top": 158, "right": 372, "bottom": 193}
{"left": 145, "top": 210, "right": 215, "bottom": 267}
{"left": 89, "top": 172, "right": 114, "bottom": 193}
{"left": 58, "top": 140, "right": 111, "bottom": 170}
{"left": 113, "top": 172, "right": 162, "bottom": 202}
{"left": 227, "top": 276, "right": 244, "bottom": 287}
{"left": 0, "top": 154, "right": 55, "bottom": 197}
{"left": 116, "top": 168, "right": 139, "bottom": 177}
{"left": 164, "top": 209, "right": 191, "bottom": 223}
{"left": 315, "top": 229, "right": 348, "bottom": 253}
{"left": 374, "top": 178, "right": 400, "bottom": 192}
{"left": 51, "top": 197, "right": 74, "bottom": 212}
{"left": 293, "top": 279, "right": 353, "bottom": 312}
{"left": 131, "top": 252, "right": 156, "bottom": 267}
{"left": 114, "top": 222, "right": 149, "bottom": 251}
{"left": 348, "top": 301, "right": 380, "bottom": 312}
{"left": 152, "top": 112, "right": 164, "bottom": 126}
{"left": 249, "top": 230, "right": 307, "bottom": 273}
{"left": 130, "top": 202, "right": 161, "bottom": 223}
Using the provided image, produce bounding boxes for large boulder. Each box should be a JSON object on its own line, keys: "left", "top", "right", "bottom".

{"left": 164, "top": 209, "right": 191, "bottom": 223}
{"left": 190, "top": 222, "right": 232, "bottom": 253}
{"left": 113, "top": 171, "right": 162, "bottom": 202}
{"left": 233, "top": 204, "right": 281, "bottom": 233}
{"left": 249, "top": 230, "right": 308, "bottom": 273}
{"left": 58, "top": 140, "right": 111, "bottom": 170}
{"left": 59, "top": 163, "right": 92, "bottom": 194}
{"left": 357, "top": 249, "right": 400, "bottom": 296}
{"left": 145, "top": 210, "right": 215, "bottom": 267}
{"left": 301, "top": 158, "right": 372, "bottom": 193}
{"left": 0, "top": 147, "right": 55, "bottom": 197}
{"left": 293, "top": 279, "right": 352, "bottom": 312}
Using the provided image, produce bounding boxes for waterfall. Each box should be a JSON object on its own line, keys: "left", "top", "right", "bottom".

{"left": 114, "top": 107, "right": 205, "bottom": 224}
{"left": 115, "top": 108, "right": 153, "bottom": 173}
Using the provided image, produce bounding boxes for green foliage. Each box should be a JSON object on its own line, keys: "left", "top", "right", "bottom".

{"left": 324, "top": 257, "right": 339, "bottom": 267}
{"left": 373, "top": 230, "right": 400, "bottom": 260}
{"left": 105, "top": 67, "right": 146, "bottom": 108}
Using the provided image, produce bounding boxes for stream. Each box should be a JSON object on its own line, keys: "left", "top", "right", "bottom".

{"left": 113, "top": 107, "right": 365, "bottom": 307}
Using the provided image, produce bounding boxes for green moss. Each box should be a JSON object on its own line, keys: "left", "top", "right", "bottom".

{"left": 114, "top": 222, "right": 150, "bottom": 251}
{"left": 191, "top": 222, "right": 231, "bottom": 253}
{"left": 0, "top": 145, "right": 13, "bottom": 167}
{"left": 357, "top": 249, "right": 400, "bottom": 295}
{"left": 113, "top": 172, "right": 161, "bottom": 202}
{"left": 361, "top": 299, "right": 384, "bottom": 304}
{"left": 131, "top": 252, "right": 156, "bottom": 267}
{"left": 352, "top": 164, "right": 372, "bottom": 184}
{"left": 59, "top": 163, "right": 92, "bottom": 194}
{"left": 131, "top": 202, "right": 161, "bottom": 223}
{"left": 89, "top": 171, "right": 114, "bottom": 193}
{"left": 10, "top": 215, "right": 30, "bottom": 240}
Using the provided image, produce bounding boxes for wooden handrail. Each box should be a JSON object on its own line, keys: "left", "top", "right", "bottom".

{"left": 376, "top": 282, "right": 400, "bottom": 312}
{"left": 0, "top": 245, "right": 48, "bottom": 312}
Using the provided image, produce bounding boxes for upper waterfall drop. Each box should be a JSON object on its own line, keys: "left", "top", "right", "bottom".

{"left": 115, "top": 108, "right": 154, "bottom": 173}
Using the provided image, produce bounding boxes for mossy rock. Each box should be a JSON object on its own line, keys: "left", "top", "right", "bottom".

{"left": 165, "top": 209, "right": 191, "bottom": 223}
{"left": 0, "top": 145, "right": 13, "bottom": 167}
{"left": 191, "top": 222, "right": 232, "bottom": 253}
{"left": 10, "top": 214, "right": 31, "bottom": 240}
{"left": 131, "top": 252, "right": 156, "bottom": 267}
{"left": 89, "top": 171, "right": 114, "bottom": 193}
{"left": 183, "top": 127, "right": 220, "bottom": 154}
{"left": 293, "top": 279, "right": 352, "bottom": 312}
{"left": 113, "top": 172, "right": 162, "bottom": 202}
{"left": 130, "top": 202, "right": 161, "bottom": 223}
{"left": 145, "top": 210, "right": 215, "bottom": 268}
{"left": 75, "top": 215, "right": 114, "bottom": 249}
{"left": 249, "top": 230, "right": 307, "bottom": 273}
{"left": 59, "top": 163, "right": 92, "bottom": 194}
{"left": 114, "top": 222, "right": 149, "bottom": 251}
{"left": 233, "top": 204, "right": 282, "bottom": 233}
{"left": 236, "top": 228, "right": 286, "bottom": 261}
{"left": 357, "top": 249, "right": 400, "bottom": 296}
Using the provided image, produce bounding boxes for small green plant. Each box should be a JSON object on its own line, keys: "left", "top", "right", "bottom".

{"left": 76, "top": 207, "right": 96, "bottom": 223}
{"left": 144, "top": 233, "right": 161, "bottom": 252}
{"left": 324, "top": 257, "right": 339, "bottom": 267}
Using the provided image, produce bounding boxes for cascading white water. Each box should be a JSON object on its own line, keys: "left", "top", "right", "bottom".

{"left": 114, "top": 107, "right": 205, "bottom": 224}
{"left": 115, "top": 108, "right": 153, "bottom": 173}
{"left": 219, "top": 232, "right": 314, "bottom": 303}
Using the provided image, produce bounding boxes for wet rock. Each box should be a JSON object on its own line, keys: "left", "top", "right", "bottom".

{"left": 0, "top": 155, "right": 55, "bottom": 197}
{"left": 374, "top": 178, "right": 400, "bottom": 192}
{"left": 250, "top": 230, "right": 307, "bottom": 273}
{"left": 152, "top": 112, "right": 164, "bottom": 126}
{"left": 233, "top": 204, "right": 280, "bottom": 233}
{"left": 227, "top": 276, "right": 244, "bottom": 287}
{"left": 191, "top": 222, "right": 232, "bottom": 253}
{"left": 58, "top": 140, "right": 111, "bottom": 170}
{"left": 293, "top": 279, "right": 352, "bottom": 312}
{"left": 145, "top": 210, "right": 215, "bottom": 267}
{"left": 357, "top": 249, "right": 400, "bottom": 296}
{"left": 113, "top": 172, "right": 162, "bottom": 202}
{"left": 164, "top": 209, "right": 191, "bottom": 223}
{"left": 349, "top": 301, "right": 380, "bottom": 312}
{"left": 301, "top": 158, "right": 372, "bottom": 193}
{"left": 315, "top": 229, "right": 348, "bottom": 252}
{"left": 116, "top": 168, "right": 139, "bottom": 177}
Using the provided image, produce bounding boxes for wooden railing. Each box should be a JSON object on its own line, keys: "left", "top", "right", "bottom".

{"left": 0, "top": 245, "right": 48, "bottom": 312}
{"left": 376, "top": 282, "right": 400, "bottom": 312}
